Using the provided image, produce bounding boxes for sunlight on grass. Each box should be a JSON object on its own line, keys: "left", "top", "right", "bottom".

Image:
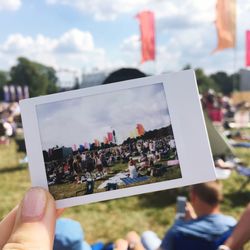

{"left": 0, "top": 138, "right": 250, "bottom": 245}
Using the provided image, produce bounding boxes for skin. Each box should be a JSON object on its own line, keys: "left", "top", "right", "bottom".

{"left": 223, "top": 203, "right": 250, "bottom": 250}
{"left": 0, "top": 187, "right": 63, "bottom": 250}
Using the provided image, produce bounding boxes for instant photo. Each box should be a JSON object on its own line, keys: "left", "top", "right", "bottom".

{"left": 20, "top": 70, "right": 216, "bottom": 208}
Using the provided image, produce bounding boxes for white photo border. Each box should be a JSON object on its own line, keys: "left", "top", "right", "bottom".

{"left": 20, "top": 69, "right": 216, "bottom": 208}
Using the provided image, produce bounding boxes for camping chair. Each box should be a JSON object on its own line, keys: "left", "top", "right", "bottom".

{"left": 236, "top": 165, "right": 250, "bottom": 190}
{"left": 173, "top": 229, "right": 233, "bottom": 250}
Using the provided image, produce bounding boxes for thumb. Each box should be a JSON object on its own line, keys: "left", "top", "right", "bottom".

{"left": 3, "top": 187, "right": 56, "bottom": 250}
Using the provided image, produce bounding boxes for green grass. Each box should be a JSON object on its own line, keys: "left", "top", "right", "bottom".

{"left": 49, "top": 161, "right": 182, "bottom": 200}
{"left": 0, "top": 138, "right": 250, "bottom": 248}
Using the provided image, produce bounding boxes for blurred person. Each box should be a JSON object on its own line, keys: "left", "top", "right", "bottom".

{"left": 128, "top": 159, "right": 138, "bottom": 178}
{"left": 141, "top": 181, "right": 236, "bottom": 250}
{"left": 54, "top": 218, "right": 91, "bottom": 250}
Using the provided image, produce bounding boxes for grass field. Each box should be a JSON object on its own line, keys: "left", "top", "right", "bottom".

{"left": 49, "top": 161, "right": 182, "bottom": 200}
{"left": 0, "top": 138, "right": 250, "bottom": 248}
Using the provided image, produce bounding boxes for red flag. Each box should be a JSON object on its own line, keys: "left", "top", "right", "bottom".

{"left": 136, "top": 10, "right": 155, "bottom": 63}
{"left": 213, "top": 0, "right": 236, "bottom": 52}
{"left": 107, "top": 132, "right": 113, "bottom": 142}
{"left": 246, "top": 31, "right": 250, "bottom": 67}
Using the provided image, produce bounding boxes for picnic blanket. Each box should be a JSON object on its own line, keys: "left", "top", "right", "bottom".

{"left": 121, "top": 176, "right": 149, "bottom": 185}
{"left": 232, "top": 142, "right": 250, "bottom": 148}
{"left": 97, "top": 173, "right": 128, "bottom": 189}
{"left": 237, "top": 165, "right": 250, "bottom": 176}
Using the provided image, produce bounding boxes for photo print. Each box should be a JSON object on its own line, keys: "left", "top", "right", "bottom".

{"left": 20, "top": 70, "right": 216, "bottom": 208}
{"left": 36, "top": 83, "right": 181, "bottom": 200}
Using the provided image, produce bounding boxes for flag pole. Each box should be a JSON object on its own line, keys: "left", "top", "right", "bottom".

{"left": 232, "top": 46, "right": 237, "bottom": 92}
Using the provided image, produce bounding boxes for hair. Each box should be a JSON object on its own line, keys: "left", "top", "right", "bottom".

{"left": 190, "top": 181, "right": 223, "bottom": 206}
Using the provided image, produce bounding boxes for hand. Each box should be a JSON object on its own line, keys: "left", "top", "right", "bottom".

{"left": 185, "top": 202, "right": 197, "bottom": 221}
{"left": 0, "top": 187, "right": 64, "bottom": 250}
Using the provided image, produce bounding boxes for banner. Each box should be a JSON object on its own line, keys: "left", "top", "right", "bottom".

{"left": 136, "top": 10, "right": 155, "bottom": 63}
{"left": 213, "top": 0, "right": 236, "bottom": 52}
{"left": 136, "top": 123, "right": 145, "bottom": 136}
{"left": 107, "top": 132, "right": 113, "bottom": 142}
{"left": 3, "top": 86, "right": 10, "bottom": 102}
{"left": 246, "top": 31, "right": 250, "bottom": 66}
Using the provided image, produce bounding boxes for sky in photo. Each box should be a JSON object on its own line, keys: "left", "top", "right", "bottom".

{"left": 36, "top": 83, "right": 171, "bottom": 150}
{"left": 0, "top": 0, "right": 249, "bottom": 75}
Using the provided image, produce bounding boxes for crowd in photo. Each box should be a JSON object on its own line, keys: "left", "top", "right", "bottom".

{"left": 45, "top": 135, "right": 178, "bottom": 188}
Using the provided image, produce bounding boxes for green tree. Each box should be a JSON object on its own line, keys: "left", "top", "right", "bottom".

{"left": 0, "top": 71, "right": 9, "bottom": 100}
{"left": 195, "top": 68, "right": 219, "bottom": 94}
{"left": 10, "top": 57, "right": 58, "bottom": 97}
{"left": 210, "top": 72, "right": 232, "bottom": 95}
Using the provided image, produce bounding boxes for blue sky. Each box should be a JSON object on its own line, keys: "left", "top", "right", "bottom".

{"left": 36, "top": 83, "right": 170, "bottom": 150}
{"left": 0, "top": 0, "right": 250, "bottom": 76}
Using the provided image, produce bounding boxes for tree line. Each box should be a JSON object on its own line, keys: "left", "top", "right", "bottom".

{"left": 0, "top": 58, "right": 240, "bottom": 100}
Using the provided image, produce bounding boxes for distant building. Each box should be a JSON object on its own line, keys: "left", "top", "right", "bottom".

{"left": 240, "top": 69, "right": 250, "bottom": 91}
{"left": 56, "top": 69, "right": 77, "bottom": 88}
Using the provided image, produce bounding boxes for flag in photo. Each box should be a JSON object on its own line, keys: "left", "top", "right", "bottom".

{"left": 213, "top": 0, "right": 236, "bottom": 52}
{"left": 136, "top": 10, "right": 155, "bottom": 63}
{"left": 107, "top": 132, "right": 113, "bottom": 142}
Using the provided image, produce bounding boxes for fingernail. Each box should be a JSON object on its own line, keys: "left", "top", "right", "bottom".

{"left": 21, "top": 188, "right": 47, "bottom": 221}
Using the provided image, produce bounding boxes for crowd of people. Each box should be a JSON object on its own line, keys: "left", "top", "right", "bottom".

{"left": 45, "top": 136, "right": 178, "bottom": 189}
{"left": 51, "top": 181, "right": 250, "bottom": 250}
{"left": 0, "top": 101, "right": 21, "bottom": 144}
{"left": 201, "top": 89, "right": 250, "bottom": 129}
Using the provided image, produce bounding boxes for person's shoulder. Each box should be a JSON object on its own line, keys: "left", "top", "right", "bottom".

{"left": 209, "top": 213, "right": 237, "bottom": 226}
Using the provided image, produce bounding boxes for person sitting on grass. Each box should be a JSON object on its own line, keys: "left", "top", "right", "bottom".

{"left": 128, "top": 159, "right": 138, "bottom": 179}
{"left": 141, "top": 181, "right": 237, "bottom": 250}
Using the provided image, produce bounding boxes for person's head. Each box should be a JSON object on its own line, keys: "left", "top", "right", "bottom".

{"left": 189, "top": 181, "right": 223, "bottom": 216}
{"left": 53, "top": 218, "right": 90, "bottom": 250}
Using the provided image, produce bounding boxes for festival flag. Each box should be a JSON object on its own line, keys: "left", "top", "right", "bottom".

{"left": 16, "top": 86, "right": 23, "bottom": 100}
{"left": 72, "top": 144, "right": 77, "bottom": 151}
{"left": 84, "top": 142, "right": 89, "bottom": 150}
{"left": 246, "top": 31, "right": 250, "bottom": 67}
{"left": 134, "top": 128, "right": 139, "bottom": 137}
{"left": 23, "top": 86, "right": 29, "bottom": 99}
{"left": 3, "top": 86, "right": 10, "bottom": 102}
{"left": 103, "top": 136, "right": 109, "bottom": 144}
{"left": 107, "top": 132, "right": 113, "bottom": 142}
{"left": 136, "top": 123, "right": 145, "bottom": 136}
{"left": 94, "top": 139, "right": 100, "bottom": 147}
{"left": 112, "top": 130, "right": 117, "bottom": 143}
{"left": 213, "top": 0, "right": 236, "bottom": 52}
{"left": 9, "top": 85, "right": 16, "bottom": 102}
{"left": 129, "top": 131, "right": 134, "bottom": 139}
{"left": 136, "top": 10, "right": 155, "bottom": 63}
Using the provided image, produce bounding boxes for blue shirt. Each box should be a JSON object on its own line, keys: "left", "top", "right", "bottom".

{"left": 161, "top": 214, "right": 236, "bottom": 250}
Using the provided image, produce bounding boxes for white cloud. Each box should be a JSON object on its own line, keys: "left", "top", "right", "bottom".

{"left": 0, "top": 0, "right": 21, "bottom": 11}
{"left": 45, "top": 0, "right": 216, "bottom": 24}
{"left": 37, "top": 83, "right": 169, "bottom": 149}
{"left": 0, "top": 28, "right": 111, "bottom": 74}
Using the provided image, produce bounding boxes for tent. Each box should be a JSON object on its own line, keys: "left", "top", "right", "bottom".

{"left": 204, "top": 112, "right": 234, "bottom": 157}
{"left": 102, "top": 68, "right": 146, "bottom": 85}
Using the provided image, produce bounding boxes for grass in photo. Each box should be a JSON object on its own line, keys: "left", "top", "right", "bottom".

{"left": 36, "top": 83, "right": 182, "bottom": 200}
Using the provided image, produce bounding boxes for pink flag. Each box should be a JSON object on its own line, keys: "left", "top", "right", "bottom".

{"left": 246, "top": 31, "right": 250, "bottom": 67}
{"left": 107, "top": 132, "right": 113, "bottom": 142}
{"left": 136, "top": 10, "right": 155, "bottom": 63}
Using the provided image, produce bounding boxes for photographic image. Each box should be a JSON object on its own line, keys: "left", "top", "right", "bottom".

{"left": 21, "top": 71, "right": 216, "bottom": 208}
{"left": 36, "top": 83, "right": 182, "bottom": 200}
